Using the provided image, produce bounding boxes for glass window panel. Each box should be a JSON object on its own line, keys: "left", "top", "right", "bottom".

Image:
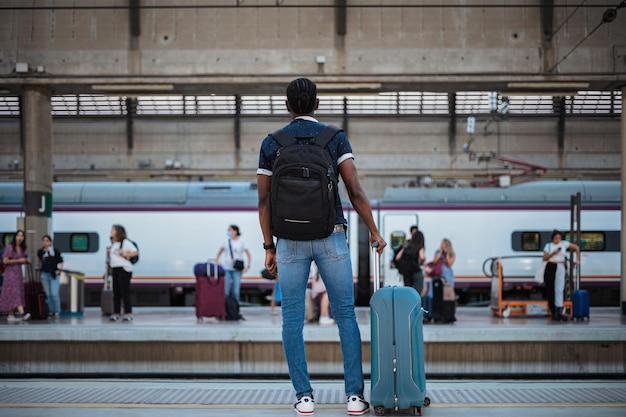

{"left": 70, "top": 233, "right": 89, "bottom": 252}
{"left": 521, "top": 232, "right": 541, "bottom": 251}
{"left": 564, "top": 232, "right": 606, "bottom": 251}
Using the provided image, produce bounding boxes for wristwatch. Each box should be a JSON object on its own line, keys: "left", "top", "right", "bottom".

{"left": 263, "top": 242, "right": 275, "bottom": 250}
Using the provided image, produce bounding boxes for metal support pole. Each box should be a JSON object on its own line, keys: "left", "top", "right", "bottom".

{"left": 621, "top": 86, "right": 626, "bottom": 315}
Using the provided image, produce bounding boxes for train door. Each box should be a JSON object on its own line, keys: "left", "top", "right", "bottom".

{"left": 381, "top": 213, "right": 419, "bottom": 287}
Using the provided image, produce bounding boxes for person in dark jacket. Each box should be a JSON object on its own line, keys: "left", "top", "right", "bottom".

{"left": 395, "top": 230, "right": 426, "bottom": 294}
{"left": 37, "top": 234, "right": 64, "bottom": 318}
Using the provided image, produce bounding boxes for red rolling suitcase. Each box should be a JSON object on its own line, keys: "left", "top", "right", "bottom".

{"left": 25, "top": 264, "right": 49, "bottom": 320}
{"left": 194, "top": 261, "right": 226, "bottom": 322}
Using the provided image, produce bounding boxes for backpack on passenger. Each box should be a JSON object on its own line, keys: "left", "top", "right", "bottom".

{"left": 396, "top": 244, "right": 420, "bottom": 277}
{"left": 269, "top": 125, "right": 342, "bottom": 241}
{"left": 125, "top": 239, "right": 139, "bottom": 264}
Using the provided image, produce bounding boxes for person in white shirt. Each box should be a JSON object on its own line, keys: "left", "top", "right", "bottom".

{"left": 215, "top": 225, "right": 251, "bottom": 302}
{"left": 107, "top": 224, "right": 138, "bottom": 322}
{"left": 543, "top": 230, "right": 580, "bottom": 322}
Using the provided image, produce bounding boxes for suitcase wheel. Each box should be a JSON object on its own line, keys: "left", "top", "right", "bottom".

{"left": 411, "top": 406, "right": 422, "bottom": 416}
{"left": 374, "top": 406, "right": 385, "bottom": 416}
{"left": 423, "top": 396, "right": 431, "bottom": 407}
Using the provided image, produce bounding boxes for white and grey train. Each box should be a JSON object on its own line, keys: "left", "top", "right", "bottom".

{"left": 0, "top": 180, "right": 620, "bottom": 307}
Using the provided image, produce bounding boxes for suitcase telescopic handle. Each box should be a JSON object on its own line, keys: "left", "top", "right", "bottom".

{"left": 372, "top": 242, "right": 380, "bottom": 293}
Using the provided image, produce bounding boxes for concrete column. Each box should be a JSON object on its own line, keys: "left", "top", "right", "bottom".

{"left": 22, "top": 86, "right": 53, "bottom": 267}
{"left": 622, "top": 86, "right": 626, "bottom": 315}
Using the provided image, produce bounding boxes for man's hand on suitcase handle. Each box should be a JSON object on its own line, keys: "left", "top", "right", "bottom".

{"left": 370, "top": 236, "right": 386, "bottom": 255}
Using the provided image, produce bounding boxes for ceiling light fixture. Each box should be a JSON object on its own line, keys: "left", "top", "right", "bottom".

{"left": 506, "top": 82, "right": 589, "bottom": 90}
{"left": 316, "top": 82, "right": 381, "bottom": 91}
{"left": 91, "top": 84, "right": 175, "bottom": 92}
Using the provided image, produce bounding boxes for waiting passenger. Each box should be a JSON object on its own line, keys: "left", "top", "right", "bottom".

{"left": 37, "top": 234, "right": 64, "bottom": 318}
{"left": 394, "top": 230, "right": 426, "bottom": 294}
{"left": 257, "top": 77, "right": 386, "bottom": 416}
{"left": 0, "top": 230, "right": 31, "bottom": 322}
{"left": 543, "top": 229, "right": 580, "bottom": 322}
{"left": 215, "top": 224, "right": 252, "bottom": 302}
{"left": 309, "top": 262, "right": 334, "bottom": 325}
{"left": 424, "top": 238, "right": 456, "bottom": 297}
{"left": 107, "top": 224, "right": 138, "bottom": 322}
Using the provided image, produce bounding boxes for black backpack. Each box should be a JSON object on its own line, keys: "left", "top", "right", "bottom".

{"left": 269, "top": 125, "right": 341, "bottom": 241}
{"left": 396, "top": 244, "right": 420, "bottom": 276}
{"left": 125, "top": 239, "right": 139, "bottom": 264}
{"left": 225, "top": 295, "right": 243, "bottom": 321}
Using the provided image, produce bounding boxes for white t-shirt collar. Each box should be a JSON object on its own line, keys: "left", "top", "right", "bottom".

{"left": 294, "top": 115, "right": 318, "bottom": 123}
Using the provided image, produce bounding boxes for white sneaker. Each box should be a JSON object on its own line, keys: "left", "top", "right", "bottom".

{"left": 294, "top": 395, "right": 314, "bottom": 415}
{"left": 347, "top": 395, "right": 370, "bottom": 416}
{"left": 22, "top": 313, "right": 31, "bottom": 321}
{"left": 319, "top": 316, "right": 335, "bottom": 325}
{"left": 6, "top": 316, "right": 16, "bottom": 323}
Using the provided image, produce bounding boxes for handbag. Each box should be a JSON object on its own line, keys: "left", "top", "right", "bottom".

{"left": 426, "top": 256, "right": 445, "bottom": 277}
{"left": 442, "top": 278, "right": 456, "bottom": 301}
{"left": 228, "top": 240, "right": 245, "bottom": 271}
{"left": 233, "top": 259, "right": 245, "bottom": 271}
{"left": 261, "top": 268, "right": 277, "bottom": 280}
{"left": 534, "top": 261, "right": 547, "bottom": 284}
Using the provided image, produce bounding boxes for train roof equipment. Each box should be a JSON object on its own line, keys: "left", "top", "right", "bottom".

{"left": 381, "top": 180, "right": 620, "bottom": 207}
{"left": 0, "top": 181, "right": 259, "bottom": 208}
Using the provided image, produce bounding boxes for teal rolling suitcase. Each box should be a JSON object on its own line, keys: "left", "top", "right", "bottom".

{"left": 370, "top": 246, "right": 429, "bottom": 416}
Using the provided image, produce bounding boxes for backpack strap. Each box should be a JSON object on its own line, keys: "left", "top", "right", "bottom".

{"left": 269, "top": 128, "right": 296, "bottom": 147}
{"left": 270, "top": 125, "right": 342, "bottom": 148}
{"left": 311, "top": 125, "right": 341, "bottom": 148}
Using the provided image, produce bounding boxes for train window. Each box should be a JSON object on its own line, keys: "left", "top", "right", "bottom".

{"left": 564, "top": 232, "right": 606, "bottom": 251}
{"left": 513, "top": 231, "right": 620, "bottom": 252}
{"left": 52, "top": 232, "right": 100, "bottom": 253}
{"left": 389, "top": 231, "right": 406, "bottom": 250}
{"left": 0, "top": 233, "right": 13, "bottom": 247}
{"left": 520, "top": 232, "right": 541, "bottom": 251}
{"left": 70, "top": 234, "right": 90, "bottom": 252}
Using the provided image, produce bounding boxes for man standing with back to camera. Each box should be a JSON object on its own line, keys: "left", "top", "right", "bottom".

{"left": 257, "top": 78, "right": 386, "bottom": 416}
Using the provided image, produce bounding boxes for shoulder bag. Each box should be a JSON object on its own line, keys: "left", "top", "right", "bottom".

{"left": 228, "top": 240, "right": 245, "bottom": 271}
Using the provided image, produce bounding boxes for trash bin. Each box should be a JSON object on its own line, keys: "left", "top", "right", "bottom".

{"left": 59, "top": 269, "right": 85, "bottom": 316}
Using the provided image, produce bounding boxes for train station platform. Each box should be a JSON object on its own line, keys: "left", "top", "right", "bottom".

{"left": 1, "top": 378, "right": 625, "bottom": 417}
{"left": 0, "top": 305, "right": 625, "bottom": 378}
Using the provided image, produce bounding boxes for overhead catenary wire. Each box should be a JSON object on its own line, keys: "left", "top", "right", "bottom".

{"left": 549, "top": 1, "right": 625, "bottom": 73}
{"left": 551, "top": 0, "right": 587, "bottom": 36}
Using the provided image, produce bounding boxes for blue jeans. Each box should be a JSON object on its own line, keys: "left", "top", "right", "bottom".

{"left": 40, "top": 271, "right": 60, "bottom": 314}
{"left": 276, "top": 227, "right": 364, "bottom": 399}
{"left": 224, "top": 269, "right": 242, "bottom": 301}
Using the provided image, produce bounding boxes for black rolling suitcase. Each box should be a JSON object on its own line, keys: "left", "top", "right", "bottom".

{"left": 370, "top": 243, "right": 430, "bottom": 415}
{"left": 100, "top": 260, "right": 114, "bottom": 316}
{"left": 25, "top": 264, "right": 49, "bottom": 320}
{"left": 101, "top": 275, "right": 114, "bottom": 316}
{"left": 430, "top": 276, "right": 456, "bottom": 324}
